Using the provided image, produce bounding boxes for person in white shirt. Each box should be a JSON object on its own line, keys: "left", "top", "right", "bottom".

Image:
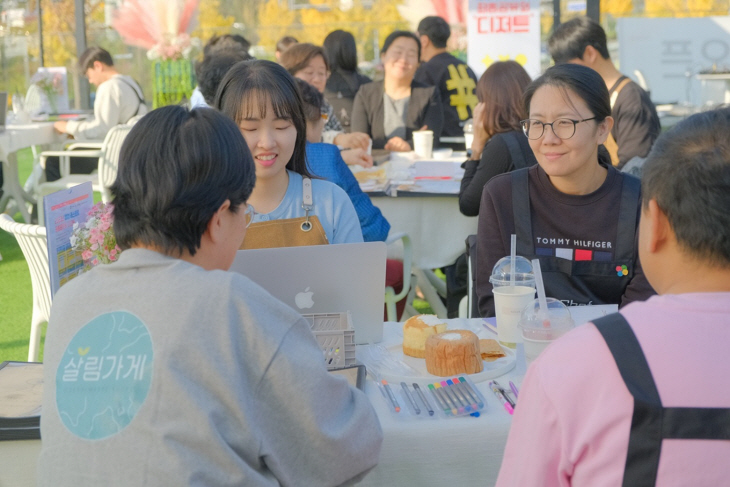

{"left": 47, "top": 46, "right": 146, "bottom": 181}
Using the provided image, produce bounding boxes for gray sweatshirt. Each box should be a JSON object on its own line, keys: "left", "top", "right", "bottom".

{"left": 39, "top": 248, "right": 382, "bottom": 486}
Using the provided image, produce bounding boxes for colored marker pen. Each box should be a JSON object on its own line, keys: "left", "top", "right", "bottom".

{"left": 509, "top": 381, "right": 520, "bottom": 399}
{"left": 381, "top": 380, "right": 401, "bottom": 413}
{"left": 446, "top": 379, "right": 473, "bottom": 411}
{"left": 413, "top": 383, "right": 434, "bottom": 416}
{"left": 489, "top": 381, "right": 514, "bottom": 415}
{"left": 440, "top": 380, "right": 467, "bottom": 413}
{"left": 456, "top": 377, "right": 484, "bottom": 408}
{"left": 492, "top": 380, "right": 516, "bottom": 409}
{"left": 428, "top": 383, "right": 453, "bottom": 415}
{"left": 400, "top": 382, "right": 421, "bottom": 415}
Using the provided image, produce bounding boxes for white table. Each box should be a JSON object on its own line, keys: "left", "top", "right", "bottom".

{"left": 367, "top": 154, "right": 478, "bottom": 317}
{"left": 0, "top": 318, "right": 523, "bottom": 487}
{"left": 0, "top": 123, "right": 61, "bottom": 222}
{"left": 359, "top": 318, "right": 524, "bottom": 487}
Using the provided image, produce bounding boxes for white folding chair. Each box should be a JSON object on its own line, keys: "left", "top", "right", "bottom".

{"left": 37, "top": 124, "right": 133, "bottom": 223}
{"left": 0, "top": 214, "right": 51, "bottom": 361}
{"left": 384, "top": 232, "right": 418, "bottom": 322}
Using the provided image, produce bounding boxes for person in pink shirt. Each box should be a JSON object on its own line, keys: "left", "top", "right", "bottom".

{"left": 496, "top": 107, "right": 730, "bottom": 487}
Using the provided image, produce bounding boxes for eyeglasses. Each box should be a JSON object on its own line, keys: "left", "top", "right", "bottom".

{"left": 520, "top": 117, "right": 597, "bottom": 140}
{"left": 244, "top": 204, "right": 256, "bottom": 228}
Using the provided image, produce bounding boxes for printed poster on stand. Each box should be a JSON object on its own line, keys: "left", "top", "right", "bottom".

{"left": 43, "top": 181, "right": 93, "bottom": 297}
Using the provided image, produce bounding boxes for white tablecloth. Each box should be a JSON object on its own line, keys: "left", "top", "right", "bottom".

{"left": 359, "top": 318, "right": 525, "bottom": 487}
{"left": 0, "top": 318, "right": 524, "bottom": 487}
{"left": 372, "top": 194, "right": 477, "bottom": 270}
{"left": 0, "top": 122, "right": 61, "bottom": 222}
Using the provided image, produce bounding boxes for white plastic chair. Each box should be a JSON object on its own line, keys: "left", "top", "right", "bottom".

{"left": 459, "top": 234, "right": 478, "bottom": 319}
{"left": 0, "top": 214, "right": 51, "bottom": 361}
{"left": 384, "top": 232, "right": 418, "bottom": 322}
{"left": 37, "top": 124, "right": 133, "bottom": 222}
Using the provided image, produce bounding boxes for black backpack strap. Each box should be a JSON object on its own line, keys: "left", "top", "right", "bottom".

{"left": 117, "top": 77, "right": 146, "bottom": 117}
{"left": 615, "top": 174, "right": 640, "bottom": 261}
{"left": 594, "top": 313, "right": 730, "bottom": 487}
{"left": 594, "top": 313, "right": 663, "bottom": 487}
{"left": 501, "top": 131, "right": 529, "bottom": 170}
{"left": 510, "top": 169, "right": 532, "bottom": 255}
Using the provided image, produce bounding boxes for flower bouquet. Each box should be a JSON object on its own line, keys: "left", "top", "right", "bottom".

{"left": 30, "top": 70, "right": 64, "bottom": 114}
{"left": 70, "top": 203, "right": 121, "bottom": 270}
{"left": 112, "top": 0, "right": 201, "bottom": 107}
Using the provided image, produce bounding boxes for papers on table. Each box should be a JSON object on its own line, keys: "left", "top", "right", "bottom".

{"left": 355, "top": 151, "right": 467, "bottom": 195}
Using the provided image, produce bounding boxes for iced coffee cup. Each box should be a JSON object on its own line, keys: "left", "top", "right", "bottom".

{"left": 490, "top": 256, "right": 535, "bottom": 348}
{"left": 518, "top": 298, "right": 574, "bottom": 366}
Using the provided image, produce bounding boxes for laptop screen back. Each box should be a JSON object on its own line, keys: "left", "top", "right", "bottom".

{"left": 230, "top": 242, "right": 387, "bottom": 344}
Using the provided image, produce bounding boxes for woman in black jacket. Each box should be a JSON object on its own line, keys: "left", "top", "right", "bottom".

{"left": 323, "top": 30, "right": 372, "bottom": 132}
{"left": 459, "top": 61, "right": 535, "bottom": 216}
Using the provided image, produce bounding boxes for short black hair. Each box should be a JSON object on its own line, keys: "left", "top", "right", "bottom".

{"left": 78, "top": 47, "right": 113, "bottom": 72}
{"left": 276, "top": 36, "right": 299, "bottom": 54}
{"left": 641, "top": 107, "right": 730, "bottom": 267}
{"left": 523, "top": 63, "right": 612, "bottom": 166}
{"left": 548, "top": 16, "right": 610, "bottom": 64}
{"left": 111, "top": 106, "right": 255, "bottom": 256}
{"left": 203, "top": 34, "right": 251, "bottom": 57}
{"left": 417, "top": 16, "right": 450, "bottom": 48}
{"left": 295, "top": 78, "right": 324, "bottom": 122}
{"left": 197, "top": 52, "right": 250, "bottom": 105}
{"left": 323, "top": 30, "right": 358, "bottom": 73}
{"left": 382, "top": 30, "right": 422, "bottom": 62}
{"left": 214, "top": 59, "right": 313, "bottom": 178}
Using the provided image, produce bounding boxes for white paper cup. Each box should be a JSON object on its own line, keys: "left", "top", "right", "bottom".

{"left": 464, "top": 133, "right": 474, "bottom": 154}
{"left": 493, "top": 285, "right": 535, "bottom": 348}
{"left": 413, "top": 130, "right": 434, "bottom": 159}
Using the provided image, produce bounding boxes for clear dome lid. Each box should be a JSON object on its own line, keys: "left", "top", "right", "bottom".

{"left": 489, "top": 255, "right": 535, "bottom": 287}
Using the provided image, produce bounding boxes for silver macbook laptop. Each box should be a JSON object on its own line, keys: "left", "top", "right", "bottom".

{"left": 0, "top": 92, "right": 7, "bottom": 132}
{"left": 230, "top": 242, "right": 387, "bottom": 344}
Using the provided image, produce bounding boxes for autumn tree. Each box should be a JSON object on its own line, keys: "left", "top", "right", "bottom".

{"left": 256, "top": 0, "right": 407, "bottom": 62}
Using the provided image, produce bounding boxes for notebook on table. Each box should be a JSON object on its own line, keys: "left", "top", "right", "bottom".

{"left": 230, "top": 242, "right": 387, "bottom": 344}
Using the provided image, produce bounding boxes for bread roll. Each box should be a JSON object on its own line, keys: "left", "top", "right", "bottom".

{"left": 425, "top": 330, "right": 483, "bottom": 376}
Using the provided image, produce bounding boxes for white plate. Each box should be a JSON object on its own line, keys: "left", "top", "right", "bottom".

{"left": 358, "top": 320, "right": 516, "bottom": 384}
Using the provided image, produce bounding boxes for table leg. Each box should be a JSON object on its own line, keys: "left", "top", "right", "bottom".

{"left": 413, "top": 268, "right": 448, "bottom": 318}
{"left": 1, "top": 153, "right": 36, "bottom": 223}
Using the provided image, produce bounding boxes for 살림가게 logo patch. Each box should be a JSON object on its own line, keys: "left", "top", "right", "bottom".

{"left": 55, "top": 311, "right": 153, "bottom": 440}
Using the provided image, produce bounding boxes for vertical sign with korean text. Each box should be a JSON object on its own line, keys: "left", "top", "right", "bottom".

{"left": 43, "top": 182, "right": 94, "bottom": 296}
{"left": 467, "top": 0, "right": 541, "bottom": 79}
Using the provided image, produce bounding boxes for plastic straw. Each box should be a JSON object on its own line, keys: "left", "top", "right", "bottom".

{"left": 510, "top": 234, "right": 517, "bottom": 287}
{"left": 531, "top": 259, "right": 550, "bottom": 327}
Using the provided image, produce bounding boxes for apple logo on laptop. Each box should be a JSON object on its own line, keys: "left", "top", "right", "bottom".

{"left": 295, "top": 287, "right": 315, "bottom": 309}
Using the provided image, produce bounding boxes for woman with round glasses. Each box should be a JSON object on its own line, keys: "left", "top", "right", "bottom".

{"left": 475, "top": 63, "right": 654, "bottom": 317}
{"left": 351, "top": 30, "right": 443, "bottom": 151}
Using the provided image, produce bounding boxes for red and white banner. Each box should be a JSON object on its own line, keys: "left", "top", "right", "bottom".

{"left": 466, "top": 0, "right": 541, "bottom": 79}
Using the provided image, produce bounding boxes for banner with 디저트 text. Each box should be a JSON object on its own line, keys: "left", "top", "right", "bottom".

{"left": 466, "top": 0, "right": 541, "bottom": 80}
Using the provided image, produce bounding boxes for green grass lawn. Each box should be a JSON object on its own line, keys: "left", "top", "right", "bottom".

{"left": 1, "top": 148, "right": 41, "bottom": 362}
